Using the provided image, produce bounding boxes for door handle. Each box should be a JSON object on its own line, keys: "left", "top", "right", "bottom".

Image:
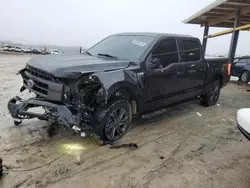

{"left": 186, "top": 64, "right": 196, "bottom": 70}
{"left": 200, "top": 68, "right": 205, "bottom": 71}
{"left": 177, "top": 70, "right": 185, "bottom": 75}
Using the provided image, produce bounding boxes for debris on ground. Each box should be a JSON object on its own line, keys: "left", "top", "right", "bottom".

{"left": 196, "top": 112, "right": 202, "bottom": 117}
{"left": 109, "top": 143, "right": 138, "bottom": 149}
{"left": 159, "top": 156, "right": 165, "bottom": 160}
{"left": 216, "top": 104, "right": 221, "bottom": 106}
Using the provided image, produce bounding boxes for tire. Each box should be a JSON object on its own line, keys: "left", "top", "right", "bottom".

{"left": 91, "top": 98, "right": 132, "bottom": 142}
{"left": 240, "top": 71, "right": 249, "bottom": 83}
{"left": 201, "top": 80, "right": 220, "bottom": 107}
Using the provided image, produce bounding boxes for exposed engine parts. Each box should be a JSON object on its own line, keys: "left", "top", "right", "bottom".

{"left": 8, "top": 70, "right": 109, "bottom": 140}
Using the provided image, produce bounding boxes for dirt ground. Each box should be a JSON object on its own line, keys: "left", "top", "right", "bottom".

{"left": 1, "top": 54, "right": 250, "bottom": 188}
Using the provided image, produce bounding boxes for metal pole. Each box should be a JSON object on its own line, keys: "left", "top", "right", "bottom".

{"left": 228, "top": 9, "right": 241, "bottom": 62}
{"left": 202, "top": 23, "right": 209, "bottom": 54}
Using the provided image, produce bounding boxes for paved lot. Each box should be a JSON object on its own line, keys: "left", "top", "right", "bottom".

{"left": 0, "top": 54, "right": 250, "bottom": 188}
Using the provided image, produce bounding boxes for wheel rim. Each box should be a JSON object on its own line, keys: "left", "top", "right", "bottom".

{"left": 210, "top": 84, "right": 220, "bottom": 103}
{"left": 105, "top": 108, "right": 129, "bottom": 141}
{"left": 241, "top": 72, "right": 249, "bottom": 82}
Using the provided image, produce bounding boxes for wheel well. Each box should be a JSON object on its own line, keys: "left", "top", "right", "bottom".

{"left": 241, "top": 70, "right": 249, "bottom": 75}
{"left": 215, "top": 74, "right": 223, "bottom": 87}
{"left": 108, "top": 88, "right": 137, "bottom": 115}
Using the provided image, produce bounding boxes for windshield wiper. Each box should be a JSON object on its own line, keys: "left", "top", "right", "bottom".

{"left": 84, "top": 51, "right": 92, "bottom": 56}
{"left": 97, "top": 53, "right": 118, "bottom": 60}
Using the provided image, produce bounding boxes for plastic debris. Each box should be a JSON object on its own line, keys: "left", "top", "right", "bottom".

{"left": 216, "top": 104, "right": 221, "bottom": 106}
{"left": 109, "top": 143, "right": 138, "bottom": 149}
{"left": 196, "top": 112, "right": 202, "bottom": 117}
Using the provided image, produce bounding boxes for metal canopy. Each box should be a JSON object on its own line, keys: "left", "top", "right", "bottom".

{"left": 183, "top": 0, "right": 250, "bottom": 28}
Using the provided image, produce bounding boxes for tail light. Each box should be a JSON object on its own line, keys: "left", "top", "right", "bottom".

{"left": 227, "top": 62, "right": 231, "bottom": 76}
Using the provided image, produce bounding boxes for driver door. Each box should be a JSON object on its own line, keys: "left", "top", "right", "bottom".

{"left": 142, "top": 37, "right": 182, "bottom": 112}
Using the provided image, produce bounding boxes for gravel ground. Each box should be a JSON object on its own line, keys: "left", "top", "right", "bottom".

{"left": 0, "top": 54, "right": 250, "bottom": 188}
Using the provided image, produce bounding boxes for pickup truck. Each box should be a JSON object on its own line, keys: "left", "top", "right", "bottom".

{"left": 8, "top": 32, "right": 230, "bottom": 142}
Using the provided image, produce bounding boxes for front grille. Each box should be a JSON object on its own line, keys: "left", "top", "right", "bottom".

{"left": 26, "top": 66, "right": 55, "bottom": 82}
{"left": 23, "top": 74, "right": 49, "bottom": 95}
{"left": 22, "top": 66, "right": 63, "bottom": 101}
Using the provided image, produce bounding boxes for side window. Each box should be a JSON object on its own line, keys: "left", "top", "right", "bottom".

{"left": 151, "top": 38, "right": 179, "bottom": 68}
{"left": 238, "top": 58, "right": 248, "bottom": 64}
{"left": 178, "top": 40, "right": 201, "bottom": 62}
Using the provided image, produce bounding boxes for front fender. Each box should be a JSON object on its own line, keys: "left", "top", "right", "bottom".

{"left": 93, "top": 70, "right": 141, "bottom": 100}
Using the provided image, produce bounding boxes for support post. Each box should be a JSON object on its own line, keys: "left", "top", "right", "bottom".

{"left": 228, "top": 9, "right": 241, "bottom": 62}
{"left": 202, "top": 23, "right": 209, "bottom": 54}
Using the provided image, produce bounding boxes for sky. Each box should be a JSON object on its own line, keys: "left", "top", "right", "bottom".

{"left": 0, "top": 0, "right": 249, "bottom": 56}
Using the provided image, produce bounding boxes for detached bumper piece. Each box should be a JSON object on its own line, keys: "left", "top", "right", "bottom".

{"left": 8, "top": 96, "right": 74, "bottom": 128}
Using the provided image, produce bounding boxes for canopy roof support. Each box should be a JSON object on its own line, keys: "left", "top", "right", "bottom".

{"left": 206, "top": 23, "right": 250, "bottom": 38}
{"left": 202, "top": 23, "right": 209, "bottom": 53}
{"left": 228, "top": 9, "right": 240, "bottom": 62}
{"left": 184, "top": 0, "right": 250, "bottom": 60}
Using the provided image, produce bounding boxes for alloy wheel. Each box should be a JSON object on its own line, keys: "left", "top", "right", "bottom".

{"left": 105, "top": 108, "right": 129, "bottom": 141}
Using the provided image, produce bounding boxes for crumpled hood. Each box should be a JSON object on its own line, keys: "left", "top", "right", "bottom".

{"left": 26, "top": 54, "right": 130, "bottom": 77}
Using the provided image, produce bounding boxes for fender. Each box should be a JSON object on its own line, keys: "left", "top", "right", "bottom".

{"left": 93, "top": 69, "right": 141, "bottom": 103}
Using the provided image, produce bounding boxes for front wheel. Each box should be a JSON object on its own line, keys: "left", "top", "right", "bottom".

{"left": 91, "top": 99, "right": 132, "bottom": 142}
{"left": 201, "top": 80, "right": 221, "bottom": 107}
{"left": 240, "top": 71, "right": 250, "bottom": 83}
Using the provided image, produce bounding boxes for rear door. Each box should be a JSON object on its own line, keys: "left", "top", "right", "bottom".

{"left": 176, "top": 38, "right": 206, "bottom": 99}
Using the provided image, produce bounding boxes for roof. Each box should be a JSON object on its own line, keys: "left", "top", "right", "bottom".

{"left": 114, "top": 32, "right": 194, "bottom": 38}
{"left": 183, "top": 0, "right": 250, "bottom": 28}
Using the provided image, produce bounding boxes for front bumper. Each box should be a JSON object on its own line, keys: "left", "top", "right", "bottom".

{"left": 8, "top": 96, "right": 75, "bottom": 128}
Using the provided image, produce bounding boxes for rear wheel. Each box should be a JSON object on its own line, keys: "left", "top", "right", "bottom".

{"left": 91, "top": 98, "right": 132, "bottom": 142}
{"left": 201, "top": 80, "right": 220, "bottom": 107}
{"left": 240, "top": 71, "right": 249, "bottom": 83}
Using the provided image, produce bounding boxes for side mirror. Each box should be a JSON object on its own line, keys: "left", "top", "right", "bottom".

{"left": 148, "top": 57, "right": 161, "bottom": 69}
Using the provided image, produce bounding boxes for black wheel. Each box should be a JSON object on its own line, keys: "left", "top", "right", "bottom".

{"left": 240, "top": 71, "right": 249, "bottom": 83}
{"left": 91, "top": 99, "right": 132, "bottom": 142}
{"left": 201, "top": 80, "right": 220, "bottom": 107}
{"left": 14, "top": 120, "right": 22, "bottom": 126}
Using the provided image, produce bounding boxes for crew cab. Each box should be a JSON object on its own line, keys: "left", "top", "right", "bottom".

{"left": 8, "top": 32, "right": 230, "bottom": 143}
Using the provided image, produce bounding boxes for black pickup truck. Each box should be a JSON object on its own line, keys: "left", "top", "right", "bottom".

{"left": 8, "top": 32, "right": 230, "bottom": 142}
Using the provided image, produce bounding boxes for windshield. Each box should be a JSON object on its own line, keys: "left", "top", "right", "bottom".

{"left": 87, "top": 35, "right": 154, "bottom": 60}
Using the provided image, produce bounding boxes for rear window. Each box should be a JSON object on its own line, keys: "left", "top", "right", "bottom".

{"left": 178, "top": 39, "right": 201, "bottom": 62}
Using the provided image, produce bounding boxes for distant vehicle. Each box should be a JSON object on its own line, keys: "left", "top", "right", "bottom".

{"left": 8, "top": 32, "right": 231, "bottom": 142}
{"left": 31, "top": 49, "right": 42, "bottom": 54}
{"left": 12, "top": 47, "right": 22, "bottom": 52}
{"left": 3, "top": 45, "right": 14, "bottom": 51}
{"left": 22, "top": 48, "right": 31, "bottom": 53}
{"left": 49, "top": 49, "right": 62, "bottom": 55}
{"left": 237, "top": 108, "right": 250, "bottom": 141}
{"left": 231, "top": 56, "right": 250, "bottom": 83}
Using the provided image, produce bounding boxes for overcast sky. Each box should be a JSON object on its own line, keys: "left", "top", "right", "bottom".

{"left": 0, "top": 0, "right": 249, "bottom": 56}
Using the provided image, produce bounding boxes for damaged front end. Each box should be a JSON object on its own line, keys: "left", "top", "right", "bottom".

{"left": 8, "top": 66, "right": 108, "bottom": 137}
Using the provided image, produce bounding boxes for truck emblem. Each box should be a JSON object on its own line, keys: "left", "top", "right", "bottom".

{"left": 27, "top": 79, "right": 35, "bottom": 88}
